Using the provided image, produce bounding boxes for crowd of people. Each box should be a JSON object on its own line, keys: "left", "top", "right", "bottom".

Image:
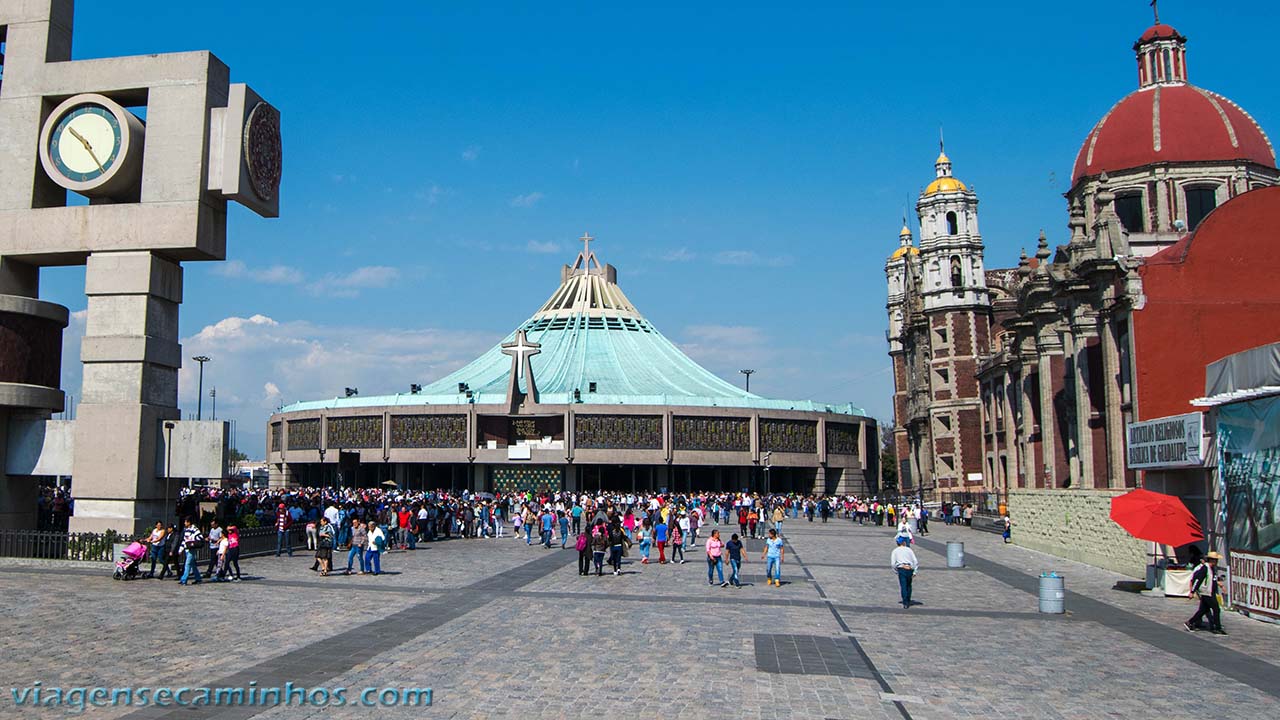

{"left": 129, "top": 486, "right": 945, "bottom": 588}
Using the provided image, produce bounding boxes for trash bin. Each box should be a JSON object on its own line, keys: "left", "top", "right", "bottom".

{"left": 1039, "top": 572, "right": 1065, "bottom": 613}
{"left": 946, "top": 541, "right": 965, "bottom": 568}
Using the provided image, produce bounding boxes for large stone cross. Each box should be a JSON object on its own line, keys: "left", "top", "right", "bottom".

{"left": 501, "top": 330, "right": 542, "bottom": 411}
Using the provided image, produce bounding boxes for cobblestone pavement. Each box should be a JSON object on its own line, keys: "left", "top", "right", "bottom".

{"left": 1, "top": 519, "right": 1278, "bottom": 719}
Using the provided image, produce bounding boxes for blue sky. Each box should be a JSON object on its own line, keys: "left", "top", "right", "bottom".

{"left": 40, "top": 1, "right": 1280, "bottom": 458}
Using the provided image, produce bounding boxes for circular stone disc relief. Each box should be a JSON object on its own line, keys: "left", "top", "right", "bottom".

{"left": 243, "top": 102, "right": 282, "bottom": 201}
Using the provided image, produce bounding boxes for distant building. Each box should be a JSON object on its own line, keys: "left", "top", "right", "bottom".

{"left": 886, "top": 13, "right": 1280, "bottom": 553}
{"left": 268, "top": 237, "right": 878, "bottom": 495}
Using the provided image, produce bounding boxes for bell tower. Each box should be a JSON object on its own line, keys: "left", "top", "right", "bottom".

{"left": 916, "top": 145, "right": 988, "bottom": 312}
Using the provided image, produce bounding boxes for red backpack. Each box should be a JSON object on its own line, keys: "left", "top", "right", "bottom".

{"left": 575, "top": 533, "right": 588, "bottom": 552}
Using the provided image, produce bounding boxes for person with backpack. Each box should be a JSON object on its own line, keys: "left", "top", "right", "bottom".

{"left": 559, "top": 510, "right": 571, "bottom": 549}
{"left": 590, "top": 521, "right": 609, "bottom": 576}
{"left": 637, "top": 519, "right": 653, "bottom": 564}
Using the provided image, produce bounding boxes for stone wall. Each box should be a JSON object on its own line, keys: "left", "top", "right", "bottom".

{"left": 1009, "top": 488, "right": 1147, "bottom": 578}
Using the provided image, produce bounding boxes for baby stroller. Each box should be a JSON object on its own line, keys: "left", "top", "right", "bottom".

{"left": 113, "top": 541, "right": 148, "bottom": 580}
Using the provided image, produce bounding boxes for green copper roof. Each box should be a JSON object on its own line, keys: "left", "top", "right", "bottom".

{"left": 282, "top": 237, "right": 865, "bottom": 417}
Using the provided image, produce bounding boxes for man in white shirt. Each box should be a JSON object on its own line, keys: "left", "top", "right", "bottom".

{"left": 890, "top": 536, "right": 920, "bottom": 609}
{"left": 324, "top": 503, "right": 340, "bottom": 527}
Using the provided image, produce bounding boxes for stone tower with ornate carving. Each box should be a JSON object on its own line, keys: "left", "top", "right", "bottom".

{"left": 885, "top": 147, "right": 993, "bottom": 497}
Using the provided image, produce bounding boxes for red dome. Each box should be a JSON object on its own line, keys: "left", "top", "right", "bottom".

{"left": 1138, "top": 24, "right": 1183, "bottom": 44}
{"left": 1072, "top": 84, "right": 1276, "bottom": 184}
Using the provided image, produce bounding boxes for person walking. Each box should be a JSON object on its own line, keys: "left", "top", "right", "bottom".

{"left": 161, "top": 523, "right": 183, "bottom": 580}
{"left": 365, "top": 520, "right": 387, "bottom": 576}
{"left": 670, "top": 523, "right": 685, "bottom": 564}
{"left": 315, "top": 516, "right": 334, "bottom": 576}
{"left": 654, "top": 516, "right": 670, "bottom": 564}
{"left": 346, "top": 519, "right": 367, "bottom": 575}
{"left": 1185, "top": 552, "right": 1227, "bottom": 635}
{"left": 705, "top": 529, "right": 726, "bottom": 587}
{"left": 212, "top": 528, "right": 230, "bottom": 581}
{"left": 762, "top": 528, "right": 784, "bottom": 586}
{"left": 275, "top": 503, "right": 293, "bottom": 557}
{"left": 559, "top": 510, "right": 571, "bottom": 549}
{"left": 540, "top": 507, "right": 556, "bottom": 549}
{"left": 638, "top": 520, "right": 653, "bottom": 564}
{"left": 1001, "top": 515, "right": 1011, "bottom": 543}
{"left": 203, "top": 520, "right": 223, "bottom": 578}
{"left": 607, "top": 522, "right": 632, "bottom": 575}
{"left": 891, "top": 536, "right": 920, "bottom": 609}
{"left": 726, "top": 533, "right": 745, "bottom": 587}
{"left": 224, "top": 525, "right": 242, "bottom": 581}
{"left": 576, "top": 529, "right": 592, "bottom": 576}
{"left": 747, "top": 508, "right": 759, "bottom": 539}
{"left": 145, "top": 521, "right": 166, "bottom": 578}
{"left": 179, "top": 518, "right": 204, "bottom": 586}
{"left": 771, "top": 505, "right": 785, "bottom": 537}
{"left": 591, "top": 522, "right": 609, "bottom": 576}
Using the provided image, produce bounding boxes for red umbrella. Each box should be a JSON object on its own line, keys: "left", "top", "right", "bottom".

{"left": 1109, "top": 488, "right": 1204, "bottom": 547}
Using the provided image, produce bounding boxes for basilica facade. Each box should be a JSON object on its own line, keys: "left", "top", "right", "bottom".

{"left": 887, "top": 17, "right": 1280, "bottom": 512}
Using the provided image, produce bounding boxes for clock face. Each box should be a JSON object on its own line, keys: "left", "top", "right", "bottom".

{"left": 49, "top": 105, "right": 122, "bottom": 183}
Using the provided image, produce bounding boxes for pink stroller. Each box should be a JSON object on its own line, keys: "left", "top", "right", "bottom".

{"left": 113, "top": 541, "right": 148, "bottom": 580}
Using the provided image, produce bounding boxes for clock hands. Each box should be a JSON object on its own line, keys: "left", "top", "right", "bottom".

{"left": 67, "top": 126, "right": 107, "bottom": 174}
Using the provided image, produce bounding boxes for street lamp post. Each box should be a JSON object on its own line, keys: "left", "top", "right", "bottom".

{"left": 192, "top": 355, "right": 211, "bottom": 420}
{"left": 763, "top": 451, "right": 772, "bottom": 496}
{"left": 740, "top": 369, "right": 755, "bottom": 392}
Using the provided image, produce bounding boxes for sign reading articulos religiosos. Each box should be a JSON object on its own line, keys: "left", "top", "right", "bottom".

{"left": 1126, "top": 413, "right": 1204, "bottom": 469}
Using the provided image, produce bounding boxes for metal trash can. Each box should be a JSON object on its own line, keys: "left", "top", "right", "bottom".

{"left": 946, "top": 541, "right": 965, "bottom": 568}
{"left": 1039, "top": 572, "right": 1065, "bottom": 613}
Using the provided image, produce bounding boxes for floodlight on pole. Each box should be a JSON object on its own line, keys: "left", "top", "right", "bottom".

{"left": 740, "top": 369, "right": 755, "bottom": 392}
{"left": 192, "top": 355, "right": 211, "bottom": 420}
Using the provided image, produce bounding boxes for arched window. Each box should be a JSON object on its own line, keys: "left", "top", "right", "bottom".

{"left": 1185, "top": 186, "right": 1218, "bottom": 231}
{"left": 945, "top": 211, "right": 958, "bottom": 235}
{"left": 949, "top": 255, "right": 963, "bottom": 288}
{"left": 1113, "top": 192, "right": 1144, "bottom": 232}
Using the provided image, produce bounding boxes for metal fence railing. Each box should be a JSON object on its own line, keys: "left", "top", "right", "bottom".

{"left": 0, "top": 526, "right": 304, "bottom": 563}
{"left": 0, "top": 529, "right": 134, "bottom": 562}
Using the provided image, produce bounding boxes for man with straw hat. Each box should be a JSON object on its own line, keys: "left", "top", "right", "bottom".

{"left": 1184, "top": 551, "right": 1227, "bottom": 635}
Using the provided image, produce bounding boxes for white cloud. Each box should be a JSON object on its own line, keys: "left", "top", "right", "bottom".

{"left": 176, "top": 314, "right": 499, "bottom": 457}
{"left": 461, "top": 145, "right": 481, "bottom": 162}
{"left": 713, "top": 250, "right": 793, "bottom": 267}
{"left": 307, "top": 266, "right": 400, "bottom": 298}
{"left": 661, "top": 247, "right": 696, "bottom": 262}
{"left": 677, "top": 324, "right": 770, "bottom": 377}
{"left": 510, "top": 191, "right": 544, "bottom": 208}
{"left": 213, "top": 260, "right": 305, "bottom": 285}
{"left": 526, "top": 240, "right": 561, "bottom": 254}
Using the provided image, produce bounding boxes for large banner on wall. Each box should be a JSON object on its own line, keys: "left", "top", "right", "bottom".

{"left": 1218, "top": 396, "right": 1280, "bottom": 618}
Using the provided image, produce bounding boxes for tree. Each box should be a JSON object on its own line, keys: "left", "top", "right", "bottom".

{"left": 228, "top": 448, "right": 249, "bottom": 463}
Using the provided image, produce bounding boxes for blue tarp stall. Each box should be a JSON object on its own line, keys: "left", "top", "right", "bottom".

{"left": 1194, "top": 342, "right": 1280, "bottom": 622}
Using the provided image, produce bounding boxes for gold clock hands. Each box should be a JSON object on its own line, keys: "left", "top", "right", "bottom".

{"left": 67, "top": 126, "right": 106, "bottom": 173}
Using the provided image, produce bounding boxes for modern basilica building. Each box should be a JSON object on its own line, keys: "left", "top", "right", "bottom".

{"left": 267, "top": 236, "right": 878, "bottom": 496}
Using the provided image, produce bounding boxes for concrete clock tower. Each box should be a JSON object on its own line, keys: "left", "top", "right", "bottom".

{"left": 0, "top": 0, "right": 282, "bottom": 532}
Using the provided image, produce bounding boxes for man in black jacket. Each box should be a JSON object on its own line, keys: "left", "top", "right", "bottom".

{"left": 1184, "top": 551, "right": 1227, "bottom": 635}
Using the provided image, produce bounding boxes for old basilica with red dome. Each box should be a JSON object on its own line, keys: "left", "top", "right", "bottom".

{"left": 885, "top": 14, "right": 1280, "bottom": 574}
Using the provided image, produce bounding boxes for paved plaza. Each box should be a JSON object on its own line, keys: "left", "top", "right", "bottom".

{"left": 2, "top": 519, "right": 1278, "bottom": 719}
